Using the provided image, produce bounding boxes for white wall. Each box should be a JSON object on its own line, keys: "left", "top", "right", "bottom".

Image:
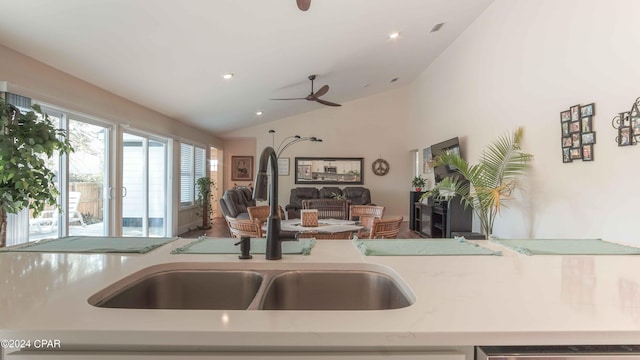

{"left": 406, "top": 0, "right": 640, "bottom": 244}
{"left": 222, "top": 87, "right": 413, "bottom": 218}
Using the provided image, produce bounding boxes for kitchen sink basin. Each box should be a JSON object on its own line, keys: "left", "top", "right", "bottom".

{"left": 89, "top": 263, "right": 414, "bottom": 311}
{"left": 89, "top": 269, "right": 263, "bottom": 310}
{"left": 260, "top": 270, "right": 412, "bottom": 310}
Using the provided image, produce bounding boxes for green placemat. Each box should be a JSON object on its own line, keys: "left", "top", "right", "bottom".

{"left": 0, "top": 236, "right": 177, "bottom": 254}
{"left": 171, "top": 237, "right": 316, "bottom": 255}
{"left": 491, "top": 238, "right": 640, "bottom": 255}
{"left": 354, "top": 238, "right": 501, "bottom": 256}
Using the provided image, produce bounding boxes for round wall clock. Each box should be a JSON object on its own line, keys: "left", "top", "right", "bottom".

{"left": 372, "top": 158, "right": 390, "bottom": 176}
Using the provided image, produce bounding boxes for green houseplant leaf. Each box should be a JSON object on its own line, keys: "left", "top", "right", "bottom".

{"left": 420, "top": 127, "right": 533, "bottom": 237}
{"left": 411, "top": 175, "right": 426, "bottom": 189}
{"left": 0, "top": 98, "right": 74, "bottom": 247}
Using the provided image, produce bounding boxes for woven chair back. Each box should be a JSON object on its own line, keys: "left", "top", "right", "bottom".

{"left": 369, "top": 216, "right": 403, "bottom": 239}
{"left": 301, "top": 199, "right": 349, "bottom": 220}
{"left": 225, "top": 216, "right": 263, "bottom": 238}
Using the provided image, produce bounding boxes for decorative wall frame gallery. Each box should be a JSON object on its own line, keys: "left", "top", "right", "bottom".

{"left": 560, "top": 103, "right": 596, "bottom": 163}
{"left": 611, "top": 96, "right": 640, "bottom": 146}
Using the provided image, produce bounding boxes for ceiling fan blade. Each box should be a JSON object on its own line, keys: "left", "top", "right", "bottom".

{"left": 315, "top": 98, "right": 342, "bottom": 107}
{"left": 297, "top": 0, "right": 311, "bottom": 11}
{"left": 269, "top": 97, "right": 307, "bottom": 100}
{"left": 312, "top": 84, "right": 329, "bottom": 98}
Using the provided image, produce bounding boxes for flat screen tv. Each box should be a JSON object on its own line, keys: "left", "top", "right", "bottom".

{"left": 430, "top": 137, "right": 462, "bottom": 183}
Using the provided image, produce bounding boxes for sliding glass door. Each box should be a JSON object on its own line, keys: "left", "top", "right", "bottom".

{"left": 28, "top": 112, "right": 111, "bottom": 241}
{"left": 68, "top": 119, "right": 109, "bottom": 236}
{"left": 121, "top": 132, "right": 168, "bottom": 237}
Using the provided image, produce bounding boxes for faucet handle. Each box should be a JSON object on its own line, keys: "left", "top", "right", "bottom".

{"left": 234, "top": 236, "right": 253, "bottom": 259}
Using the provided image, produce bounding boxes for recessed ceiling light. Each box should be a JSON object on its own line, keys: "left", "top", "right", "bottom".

{"left": 222, "top": 73, "right": 234, "bottom": 80}
{"left": 389, "top": 32, "right": 400, "bottom": 39}
{"left": 256, "top": 111, "right": 263, "bottom": 116}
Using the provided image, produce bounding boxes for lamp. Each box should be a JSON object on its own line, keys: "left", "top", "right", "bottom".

{"left": 269, "top": 129, "right": 323, "bottom": 158}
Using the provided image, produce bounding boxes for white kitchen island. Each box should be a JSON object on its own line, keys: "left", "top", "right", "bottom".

{"left": 1, "top": 237, "right": 639, "bottom": 359}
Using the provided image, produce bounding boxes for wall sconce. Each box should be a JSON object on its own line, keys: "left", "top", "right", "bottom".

{"left": 612, "top": 97, "right": 640, "bottom": 146}
{"left": 269, "top": 129, "right": 323, "bottom": 157}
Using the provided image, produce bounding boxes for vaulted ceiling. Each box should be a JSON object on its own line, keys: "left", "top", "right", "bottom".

{"left": 0, "top": 0, "right": 494, "bottom": 134}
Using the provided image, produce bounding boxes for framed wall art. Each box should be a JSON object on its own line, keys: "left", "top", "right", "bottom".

{"left": 612, "top": 97, "right": 640, "bottom": 146}
{"left": 570, "top": 148, "right": 582, "bottom": 160}
{"left": 581, "top": 103, "right": 595, "bottom": 117}
{"left": 618, "top": 127, "right": 632, "bottom": 146}
{"left": 562, "top": 148, "right": 572, "bottom": 163}
{"left": 581, "top": 117, "right": 592, "bottom": 132}
{"left": 294, "top": 157, "right": 364, "bottom": 185}
{"left": 231, "top": 156, "right": 253, "bottom": 181}
{"left": 560, "top": 102, "right": 596, "bottom": 163}
{"left": 581, "top": 132, "right": 596, "bottom": 145}
{"left": 582, "top": 144, "right": 594, "bottom": 161}
{"left": 570, "top": 105, "right": 581, "bottom": 121}
{"left": 633, "top": 117, "right": 640, "bottom": 136}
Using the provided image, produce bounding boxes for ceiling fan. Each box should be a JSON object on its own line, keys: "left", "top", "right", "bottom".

{"left": 296, "top": 0, "right": 311, "bottom": 11}
{"left": 270, "top": 75, "right": 342, "bottom": 107}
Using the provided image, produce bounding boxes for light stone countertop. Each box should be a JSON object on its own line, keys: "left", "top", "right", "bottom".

{"left": 1, "top": 237, "right": 639, "bottom": 353}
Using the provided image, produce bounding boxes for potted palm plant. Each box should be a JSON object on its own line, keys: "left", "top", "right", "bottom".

{"left": 411, "top": 176, "right": 426, "bottom": 192}
{"left": 195, "top": 176, "right": 216, "bottom": 230}
{"left": 420, "top": 127, "right": 533, "bottom": 238}
{"left": 0, "top": 98, "right": 73, "bottom": 247}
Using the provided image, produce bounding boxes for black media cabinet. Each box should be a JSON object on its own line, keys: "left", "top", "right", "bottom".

{"left": 415, "top": 195, "right": 472, "bottom": 238}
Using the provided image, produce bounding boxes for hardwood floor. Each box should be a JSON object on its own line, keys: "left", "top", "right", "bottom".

{"left": 180, "top": 217, "right": 422, "bottom": 239}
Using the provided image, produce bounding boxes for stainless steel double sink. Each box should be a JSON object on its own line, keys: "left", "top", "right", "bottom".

{"left": 88, "top": 262, "right": 414, "bottom": 311}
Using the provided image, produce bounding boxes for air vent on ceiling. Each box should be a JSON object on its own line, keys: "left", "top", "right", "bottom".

{"left": 430, "top": 23, "right": 445, "bottom": 33}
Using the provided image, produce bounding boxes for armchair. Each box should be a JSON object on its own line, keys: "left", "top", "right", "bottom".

{"left": 219, "top": 188, "right": 255, "bottom": 220}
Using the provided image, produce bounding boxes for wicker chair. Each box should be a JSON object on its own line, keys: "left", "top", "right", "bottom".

{"left": 225, "top": 216, "right": 264, "bottom": 238}
{"left": 301, "top": 199, "right": 349, "bottom": 220}
{"left": 247, "top": 205, "right": 285, "bottom": 223}
{"left": 369, "top": 216, "right": 403, "bottom": 239}
{"left": 296, "top": 231, "right": 353, "bottom": 240}
{"left": 349, "top": 205, "right": 385, "bottom": 238}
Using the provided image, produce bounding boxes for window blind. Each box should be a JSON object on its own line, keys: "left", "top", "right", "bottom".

{"left": 180, "top": 143, "right": 194, "bottom": 207}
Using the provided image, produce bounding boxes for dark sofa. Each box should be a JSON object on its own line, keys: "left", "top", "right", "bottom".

{"left": 285, "top": 186, "right": 372, "bottom": 219}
